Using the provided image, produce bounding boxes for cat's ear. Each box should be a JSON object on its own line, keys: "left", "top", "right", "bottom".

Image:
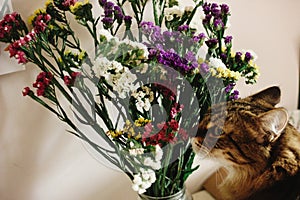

{"left": 257, "top": 108, "right": 289, "bottom": 143}
{"left": 246, "top": 86, "right": 281, "bottom": 106}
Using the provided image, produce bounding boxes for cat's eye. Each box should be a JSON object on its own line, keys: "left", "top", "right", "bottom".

{"left": 207, "top": 126, "right": 223, "bottom": 137}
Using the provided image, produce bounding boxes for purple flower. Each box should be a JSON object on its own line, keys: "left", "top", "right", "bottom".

{"left": 213, "top": 18, "right": 224, "bottom": 30}
{"left": 140, "top": 21, "right": 155, "bottom": 34}
{"left": 185, "top": 51, "right": 198, "bottom": 69}
{"left": 99, "top": 0, "right": 107, "bottom": 6}
{"left": 178, "top": 25, "right": 189, "bottom": 32}
{"left": 211, "top": 4, "right": 221, "bottom": 17}
{"left": 124, "top": 15, "right": 132, "bottom": 27}
{"left": 102, "top": 17, "right": 114, "bottom": 28}
{"left": 244, "top": 52, "right": 252, "bottom": 62}
{"left": 202, "top": 2, "right": 211, "bottom": 15}
{"left": 221, "top": 4, "right": 230, "bottom": 15}
{"left": 220, "top": 53, "right": 227, "bottom": 61}
{"left": 200, "top": 62, "right": 210, "bottom": 73}
{"left": 151, "top": 30, "right": 163, "bottom": 42}
{"left": 205, "top": 38, "right": 218, "bottom": 48}
{"left": 156, "top": 50, "right": 195, "bottom": 73}
{"left": 124, "top": 15, "right": 132, "bottom": 23}
{"left": 235, "top": 52, "right": 242, "bottom": 62}
{"left": 230, "top": 90, "right": 239, "bottom": 100}
{"left": 225, "top": 83, "right": 236, "bottom": 93}
{"left": 104, "top": 9, "right": 113, "bottom": 17}
{"left": 202, "top": 14, "right": 212, "bottom": 26}
{"left": 224, "top": 36, "right": 233, "bottom": 45}
{"left": 104, "top": 1, "right": 114, "bottom": 9}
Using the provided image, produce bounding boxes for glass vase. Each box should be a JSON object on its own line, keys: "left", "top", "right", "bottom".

{"left": 138, "top": 187, "right": 192, "bottom": 200}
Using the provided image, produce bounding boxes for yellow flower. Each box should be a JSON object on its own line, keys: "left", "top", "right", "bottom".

{"left": 230, "top": 51, "right": 236, "bottom": 58}
{"left": 48, "top": 25, "right": 54, "bottom": 30}
{"left": 197, "top": 58, "right": 204, "bottom": 64}
{"left": 58, "top": 57, "right": 63, "bottom": 63}
{"left": 210, "top": 68, "right": 217, "bottom": 76}
{"left": 78, "top": 51, "right": 86, "bottom": 60}
{"left": 28, "top": 8, "right": 46, "bottom": 24}
{"left": 134, "top": 118, "right": 151, "bottom": 127}
{"left": 70, "top": 1, "right": 83, "bottom": 13}
{"left": 107, "top": 130, "right": 123, "bottom": 138}
{"left": 45, "top": 0, "right": 53, "bottom": 7}
{"left": 253, "top": 63, "right": 259, "bottom": 71}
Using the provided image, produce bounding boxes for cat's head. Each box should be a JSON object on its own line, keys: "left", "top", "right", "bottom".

{"left": 192, "top": 86, "right": 289, "bottom": 167}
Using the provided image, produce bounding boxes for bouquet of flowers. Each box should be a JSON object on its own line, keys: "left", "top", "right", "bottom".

{"left": 0, "top": 0, "right": 259, "bottom": 198}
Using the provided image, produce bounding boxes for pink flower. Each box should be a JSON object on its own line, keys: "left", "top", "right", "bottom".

{"left": 178, "top": 128, "right": 188, "bottom": 141}
{"left": 33, "top": 14, "right": 51, "bottom": 33}
{"left": 15, "top": 51, "right": 27, "bottom": 64}
{"left": 62, "top": 0, "right": 77, "bottom": 7}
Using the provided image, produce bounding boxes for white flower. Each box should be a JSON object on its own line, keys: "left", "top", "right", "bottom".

{"left": 185, "top": 6, "right": 194, "bottom": 12}
{"left": 131, "top": 169, "right": 156, "bottom": 194}
{"left": 209, "top": 57, "right": 227, "bottom": 70}
{"left": 133, "top": 175, "right": 143, "bottom": 185}
{"left": 164, "top": 6, "right": 184, "bottom": 17}
{"left": 129, "top": 148, "right": 145, "bottom": 156}
{"left": 121, "top": 39, "right": 149, "bottom": 59}
{"left": 165, "top": 14, "right": 174, "bottom": 21}
{"left": 144, "top": 157, "right": 161, "bottom": 170}
{"left": 131, "top": 87, "right": 153, "bottom": 111}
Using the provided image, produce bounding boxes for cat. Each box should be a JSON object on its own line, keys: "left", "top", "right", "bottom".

{"left": 192, "top": 86, "right": 300, "bottom": 200}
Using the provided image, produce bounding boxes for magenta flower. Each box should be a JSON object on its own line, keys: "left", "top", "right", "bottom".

{"left": 33, "top": 14, "right": 51, "bottom": 33}
{"left": 62, "top": 0, "right": 77, "bottom": 7}
{"left": 15, "top": 51, "right": 27, "bottom": 64}
{"left": 33, "top": 72, "right": 53, "bottom": 96}
{"left": 0, "top": 12, "right": 28, "bottom": 42}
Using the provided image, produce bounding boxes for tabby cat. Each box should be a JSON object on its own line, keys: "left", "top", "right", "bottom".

{"left": 192, "top": 86, "right": 300, "bottom": 200}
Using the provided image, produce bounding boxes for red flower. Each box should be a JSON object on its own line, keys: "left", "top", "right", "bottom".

{"left": 64, "top": 76, "right": 72, "bottom": 85}
{"left": 33, "top": 72, "right": 53, "bottom": 96}
{"left": 64, "top": 71, "right": 81, "bottom": 86}
{"left": 168, "top": 119, "right": 179, "bottom": 131}
{"left": 22, "top": 87, "right": 31, "bottom": 96}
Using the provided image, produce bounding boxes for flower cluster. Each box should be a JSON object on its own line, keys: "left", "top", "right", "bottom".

{"left": 0, "top": 12, "right": 28, "bottom": 43}
{"left": 32, "top": 72, "right": 54, "bottom": 97}
{"left": 131, "top": 86, "right": 155, "bottom": 112}
{"left": 0, "top": 0, "right": 261, "bottom": 197}
{"left": 132, "top": 169, "right": 156, "bottom": 194}
{"left": 163, "top": 2, "right": 196, "bottom": 30}
{"left": 93, "top": 57, "right": 136, "bottom": 98}
{"left": 99, "top": 0, "right": 132, "bottom": 32}
{"left": 142, "top": 119, "right": 188, "bottom": 146}
{"left": 202, "top": 2, "right": 230, "bottom": 31}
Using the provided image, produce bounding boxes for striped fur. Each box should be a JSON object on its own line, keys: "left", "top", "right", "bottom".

{"left": 192, "top": 86, "right": 300, "bottom": 200}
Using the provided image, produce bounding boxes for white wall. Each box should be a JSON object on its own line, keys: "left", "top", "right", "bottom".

{"left": 0, "top": 0, "right": 299, "bottom": 200}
